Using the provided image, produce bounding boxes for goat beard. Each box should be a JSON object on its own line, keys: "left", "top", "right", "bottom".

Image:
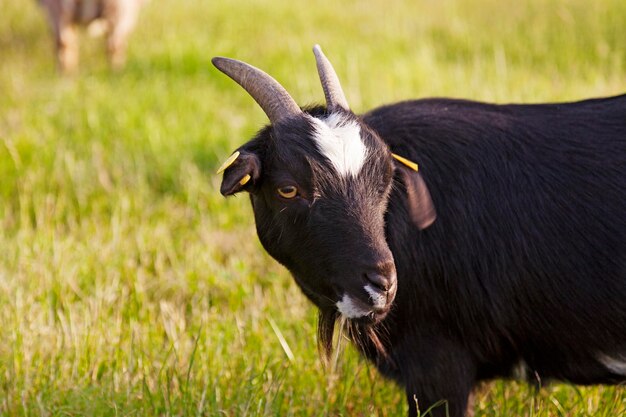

{"left": 317, "top": 308, "right": 390, "bottom": 367}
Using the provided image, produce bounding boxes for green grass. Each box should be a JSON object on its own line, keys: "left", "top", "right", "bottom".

{"left": 0, "top": 0, "right": 625, "bottom": 415}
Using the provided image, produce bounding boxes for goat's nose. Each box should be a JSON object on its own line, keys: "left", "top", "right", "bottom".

{"left": 364, "top": 260, "right": 396, "bottom": 293}
{"left": 365, "top": 272, "right": 392, "bottom": 292}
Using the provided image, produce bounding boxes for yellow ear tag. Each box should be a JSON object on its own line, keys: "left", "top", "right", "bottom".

{"left": 392, "top": 153, "right": 419, "bottom": 172}
{"left": 238, "top": 174, "right": 251, "bottom": 186}
{"left": 216, "top": 151, "right": 241, "bottom": 174}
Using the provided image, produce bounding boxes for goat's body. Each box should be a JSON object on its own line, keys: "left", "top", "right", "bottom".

{"left": 38, "top": 0, "right": 145, "bottom": 72}
{"left": 360, "top": 95, "right": 626, "bottom": 416}
{"left": 214, "top": 48, "right": 626, "bottom": 417}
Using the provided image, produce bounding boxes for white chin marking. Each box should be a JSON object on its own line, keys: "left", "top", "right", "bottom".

{"left": 598, "top": 353, "right": 626, "bottom": 375}
{"left": 364, "top": 284, "right": 386, "bottom": 309}
{"left": 336, "top": 294, "right": 369, "bottom": 319}
{"left": 310, "top": 113, "right": 367, "bottom": 178}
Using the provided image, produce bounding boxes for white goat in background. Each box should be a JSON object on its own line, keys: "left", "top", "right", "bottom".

{"left": 38, "top": 0, "right": 146, "bottom": 73}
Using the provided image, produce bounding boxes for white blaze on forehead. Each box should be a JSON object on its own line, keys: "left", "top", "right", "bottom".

{"left": 598, "top": 353, "right": 626, "bottom": 375}
{"left": 310, "top": 113, "right": 368, "bottom": 178}
{"left": 336, "top": 294, "right": 370, "bottom": 318}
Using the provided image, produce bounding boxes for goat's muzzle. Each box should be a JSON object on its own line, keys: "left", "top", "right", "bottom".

{"left": 335, "top": 258, "right": 397, "bottom": 324}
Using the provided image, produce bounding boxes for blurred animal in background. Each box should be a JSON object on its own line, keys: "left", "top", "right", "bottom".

{"left": 38, "top": 0, "right": 147, "bottom": 73}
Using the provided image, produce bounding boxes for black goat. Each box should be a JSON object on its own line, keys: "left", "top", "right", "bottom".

{"left": 213, "top": 46, "right": 626, "bottom": 417}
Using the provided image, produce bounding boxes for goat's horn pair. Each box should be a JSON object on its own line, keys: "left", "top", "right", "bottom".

{"left": 212, "top": 45, "right": 349, "bottom": 123}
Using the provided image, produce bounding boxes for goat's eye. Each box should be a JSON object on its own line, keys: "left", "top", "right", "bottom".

{"left": 277, "top": 185, "right": 298, "bottom": 199}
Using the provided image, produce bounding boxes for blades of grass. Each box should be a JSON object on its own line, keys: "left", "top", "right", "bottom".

{"left": 267, "top": 317, "right": 294, "bottom": 363}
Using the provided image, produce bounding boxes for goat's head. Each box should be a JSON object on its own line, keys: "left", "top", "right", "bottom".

{"left": 214, "top": 46, "right": 435, "bottom": 354}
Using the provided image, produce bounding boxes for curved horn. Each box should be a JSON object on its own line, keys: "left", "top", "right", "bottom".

{"left": 313, "top": 45, "right": 350, "bottom": 111}
{"left": 212, "top": 57, "right": 301, "bottom": 123}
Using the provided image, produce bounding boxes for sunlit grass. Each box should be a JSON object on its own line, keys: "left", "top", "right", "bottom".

{"left": 0, "top": 0, "right": 624, "bottom": 415}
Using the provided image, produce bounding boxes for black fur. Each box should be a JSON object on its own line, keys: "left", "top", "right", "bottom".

{"left": 364, "top": 96, "right": 626, "bottom": 416}
{"left": 220, "top": 95, "right": 626, "bottom": 417}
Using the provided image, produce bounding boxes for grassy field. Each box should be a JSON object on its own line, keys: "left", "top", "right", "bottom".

{"left": 0, "top": 0, "right": 625, "bottom": 415}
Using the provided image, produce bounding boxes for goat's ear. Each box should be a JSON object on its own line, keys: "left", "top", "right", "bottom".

{"left": 394, "top": 160, "right": 437, "bottom": 230}
{"left": 218, "top": 150, "right": 262, "bottom": 196}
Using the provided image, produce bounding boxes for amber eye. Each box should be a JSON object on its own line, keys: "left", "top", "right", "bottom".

{"left": 277, "top": 185, "right": 298, "bottom": 199}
